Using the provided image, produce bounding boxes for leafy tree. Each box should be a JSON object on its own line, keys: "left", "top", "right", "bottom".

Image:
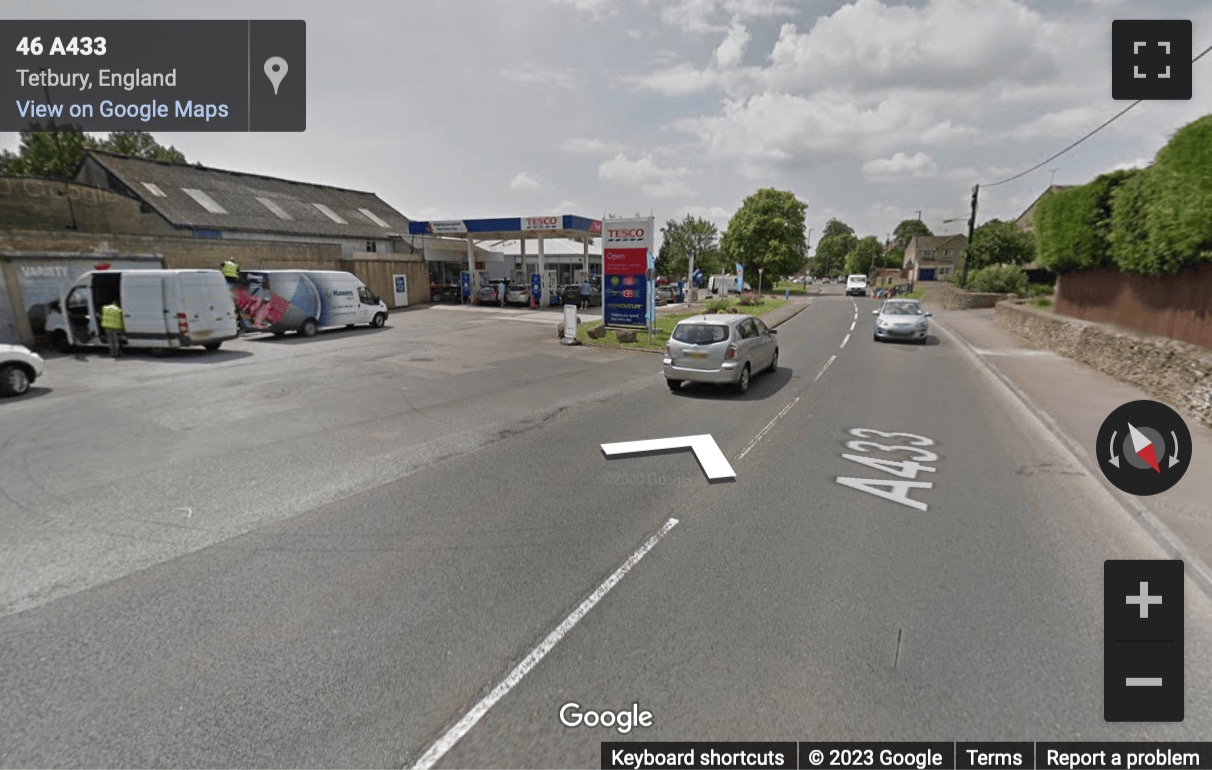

{"left": 720, "top": 188, "right": 808, "bottom": 278}
{"left": 964, "top": 218, "right": 1036, "bottom": 270}
{"left": 821, "top": 217, "right": 854, "bottom": 240}
{"left": 659, "top": 214, "right": 722, "bottom": 279}
{"left": 813, "top": 232, "right": 856, "bottom": 277}
{"left": 883, "top": 248, "right": 906, "bottom": 270}
{"left": 892, "top": 219, "right": 933, "bottom": 249}
{"left": 103, "top": 131, "right": 186, "bottom": 163}
{"left": 844, "top": 236, "right": 884, "bottom": 275}
{"left": 4, "top": 123, "right": 94, "bottom": 179}
{"left": 3, "top": 126, "right": 186, "bottom": 179}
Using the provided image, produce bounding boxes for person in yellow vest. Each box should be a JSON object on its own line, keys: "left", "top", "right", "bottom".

{"left": 100, "top": 302, "right": 124, "bottom": 358}
{"left": 220, "top": 260, "right": 239, "bottom": 283}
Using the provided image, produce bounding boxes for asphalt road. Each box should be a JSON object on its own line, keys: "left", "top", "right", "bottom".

{"left": 2, "top": 291, "right": 1209, "bottom": 768}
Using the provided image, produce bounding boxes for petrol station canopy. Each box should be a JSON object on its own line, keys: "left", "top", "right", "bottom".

{"left": 407, "top": 215, "right": 602, "bottom": 243}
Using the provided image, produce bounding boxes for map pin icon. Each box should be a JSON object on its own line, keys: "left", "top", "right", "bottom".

{"left": 264, "top": 57, "right": 288, "bottom": 95}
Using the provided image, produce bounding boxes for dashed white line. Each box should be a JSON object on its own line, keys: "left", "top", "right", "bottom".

{"left": 840, "top": 334, "right": 851, "bottom": 349}
{"left": 849, "top": 321, "right": 855, "bottom": 331}
{"left": 737, "top": 397, "right": 800, "bottom": 460}
{"left": 408, "top": 517, "right": 680, "bottom": 770}
{"left": 815, "top": 355, "right": 836, "bottom": 381}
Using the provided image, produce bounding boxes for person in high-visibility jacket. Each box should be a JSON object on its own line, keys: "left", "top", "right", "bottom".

{"left": 220, "top": 260, "right": 239, "bottom": 283}
{"left": 100, "top": 302, "right": 124, "bottom": 358}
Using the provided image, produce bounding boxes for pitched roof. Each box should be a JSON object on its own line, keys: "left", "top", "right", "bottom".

{"left": 907, "top": 234, "right": 967, "bottom": 250}
{"left": 82, "top": 150, "right": 411, "bottom": 239}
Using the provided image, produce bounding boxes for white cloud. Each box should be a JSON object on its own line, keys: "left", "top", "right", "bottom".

{"left": 672, "top": 90, "right": 984, "bottom": 176}
{"left": 510, "top": 172, "right": 543, "bottom": 191}
{"left": 765, "top": 0, "right": 1058, "bottom": 93}
{"left": 560, "top": 137, "right": 627, "bottom": 154}
{"left": 1110, "top": 157, "right": 1152, "bottom": 171}
{"left": 501, "top": 62, "right": 576, "bottom": 89}
{"left": 863, "top": 152, "right": 939, "bottom": 180}
{"left": 714, "top": 21, "right": 751, "bottom": 68}
{"left": 599, "top": 153, "right": 696, "bottom": 198}
{"left": 627, "top": 29, "right": 643, "bottom": 39}
{"left": 617, "top": 63, "right": 721, "bottom": 96}
{"left": 553, "top": 0, "right": 617, "bottom": 18}
{"left": 642, "top": 0, "right": 796, "bottom": 33}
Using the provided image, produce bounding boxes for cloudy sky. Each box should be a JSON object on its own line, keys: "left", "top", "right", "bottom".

{"left": 5, "top": 0, "right": 1210, "bottom": 251}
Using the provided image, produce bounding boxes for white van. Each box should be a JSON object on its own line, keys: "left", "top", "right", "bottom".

{"left": 45, "top": 269, "right": 239, "bottom": 351}
{"left": 845, "top": 274, "right": 869, "bottom": 297}
{"left": 708, "top": 274, "right": 753, "bottom": 295}
{"left": 235, "top": 270, "right": 388, "bottom": 336}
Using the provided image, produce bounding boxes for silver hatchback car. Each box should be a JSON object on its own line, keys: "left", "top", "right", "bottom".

{"left": 663, "top": 314, "right": 778, "bottom": 394}
{"left": 872, "top": 299, "right": 932, "bottom": 343}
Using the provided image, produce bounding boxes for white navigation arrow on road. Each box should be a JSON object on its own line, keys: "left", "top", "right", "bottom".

{"left": 601, "top": 434, "right": 736, "bottom": 480}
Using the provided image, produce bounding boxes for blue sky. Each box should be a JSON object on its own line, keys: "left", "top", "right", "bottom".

{"left": 4, "top": 0, "right": 1210, "bottom": 251}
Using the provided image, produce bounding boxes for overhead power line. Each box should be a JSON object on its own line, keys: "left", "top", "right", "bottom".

{"left": 984, "top": 40, "right": 1212, "bottom": 188}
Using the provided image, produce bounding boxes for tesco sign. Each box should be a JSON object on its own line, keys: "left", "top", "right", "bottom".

{"left": 523, "top": 216, "right": 560, "bottom": 230}
{"left": 607, "top": 228, "right": 645, "bottom": 239}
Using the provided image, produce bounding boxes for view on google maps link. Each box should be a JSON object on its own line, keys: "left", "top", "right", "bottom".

{"left": 1, "top": 1, "right": 1211, "bottom": 769}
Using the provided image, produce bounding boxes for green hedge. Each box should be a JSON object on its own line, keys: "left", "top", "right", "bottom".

{"left": 1129, "top": 114, "right": 1212, "bottom": 273}
{"left": 968, "top": 264, "right": 1027, "bottom": 295}
{"left": 1109, "top": 169, "right": 1154, "bottom": 273}
{"left": 1034, "top": 171, "right": 1132, "bottom": 272}
{"left": 1035, "top": 113, "right": 1212, "bottom": 277}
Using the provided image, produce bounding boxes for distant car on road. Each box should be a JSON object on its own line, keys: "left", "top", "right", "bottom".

{"left": 0, "top": 343, "right": 45, "bottom": 398}
{"left": 872, "top": 299, "right": 931, "bottom": 344}
{"left": 663, "top": 314, "right": 778, "bottom": 394}
{"left": 655, "top": 285, "right": 679, "bottom": 304}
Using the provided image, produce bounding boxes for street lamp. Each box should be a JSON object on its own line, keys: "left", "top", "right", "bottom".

{"left": 757, "top": 267, "right": 764, "bottom": 295}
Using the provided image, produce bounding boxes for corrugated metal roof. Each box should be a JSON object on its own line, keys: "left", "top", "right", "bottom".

{"left": 84, "top": 151, "right": 412, "bottom": 239}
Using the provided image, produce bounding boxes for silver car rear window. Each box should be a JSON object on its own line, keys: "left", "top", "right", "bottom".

{"left": 673, "top": 324, "right": 729, "bottom": 344}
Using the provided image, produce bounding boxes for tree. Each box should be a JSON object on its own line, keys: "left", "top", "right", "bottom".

{"left": 103, "top": 131, "right": 186, "bottom": 163}
{"left": 844, "top": 236, "right": 884, "bottom": 276}
{"left": 720, "top": 189, "right": 808, "bottom": 280}
{"left": 3, "top": 126, "right": 186, "bottom": 179}
{"left": 892, "top": 219, "right": 932, "bottom": 249}
{"left": 813, "top": 232, "right": 855, "bottom": 277}
{"left": 964, "top": 218, "right": 1036, "bottom": 270}
{"left": 821, "top": 218, "right": 854, "bottom": 240}
{"left": 660, "top": 214, "right": 722, "bottom": 279}
{"left": 883, "top": 248, "right": 906, "bottom": 270}
{"left": 4, "top": 123, "right": 94, "bottom": 179}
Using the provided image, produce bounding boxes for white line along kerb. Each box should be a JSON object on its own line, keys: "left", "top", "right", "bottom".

{"left": 409, "top": 517, "right": 680, "bottom": 770}
{"left": 600, "top": 435, "right": 736, "bottom": 480}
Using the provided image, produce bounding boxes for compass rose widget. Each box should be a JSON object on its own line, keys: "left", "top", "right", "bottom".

{"left": 1096, "top": 399, "right": 1192, "bottom": 496}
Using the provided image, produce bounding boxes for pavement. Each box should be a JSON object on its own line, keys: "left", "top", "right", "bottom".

{"left": 920, "top": 294, "right": 1212, "bottom": 600}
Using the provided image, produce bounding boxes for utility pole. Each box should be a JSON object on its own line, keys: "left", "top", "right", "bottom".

{"left": 961, "top": 184, "right": 979, "bottom": 288}
{"left": 915, "top": 210, "right": 922, "bottom": 221}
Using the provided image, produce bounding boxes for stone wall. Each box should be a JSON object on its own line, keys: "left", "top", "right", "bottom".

{"left": 941, "top": 285, "right": 1017, "bottom": 310}
{"left": 995, "top": 300, "right": 1212, "bottom": 428}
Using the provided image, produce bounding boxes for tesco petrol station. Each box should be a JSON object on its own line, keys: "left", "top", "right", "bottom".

{"left": 408, "top": 214, "right": 658, "bottom": 328}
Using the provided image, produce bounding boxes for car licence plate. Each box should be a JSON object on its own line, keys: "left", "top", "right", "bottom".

{"left": 685, "top": 351, "right": 708, "bottom": 359}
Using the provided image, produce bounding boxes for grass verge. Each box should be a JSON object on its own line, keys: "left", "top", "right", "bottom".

{"left": 578, "top": 297, "right": 789, "bottom": 351}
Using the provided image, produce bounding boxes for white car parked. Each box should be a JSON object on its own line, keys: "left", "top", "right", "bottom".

{"left": 0, "top": 344, "right": 46, "bottom": 397}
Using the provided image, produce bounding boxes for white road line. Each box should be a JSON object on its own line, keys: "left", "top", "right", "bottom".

{"left": 849, "top": 321, "right": 855, "bottom": 331}
{"left": 409, "top": 517, "right": 680, "bottom": 770}
{"left": 815, "top": 355, "right": 836, "bottom": 381}
{"left": 840, "top": 334, "right": 850, "bottom": 349}
{"left": 737, "top": 397, "right": 800, "bottom": 460}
